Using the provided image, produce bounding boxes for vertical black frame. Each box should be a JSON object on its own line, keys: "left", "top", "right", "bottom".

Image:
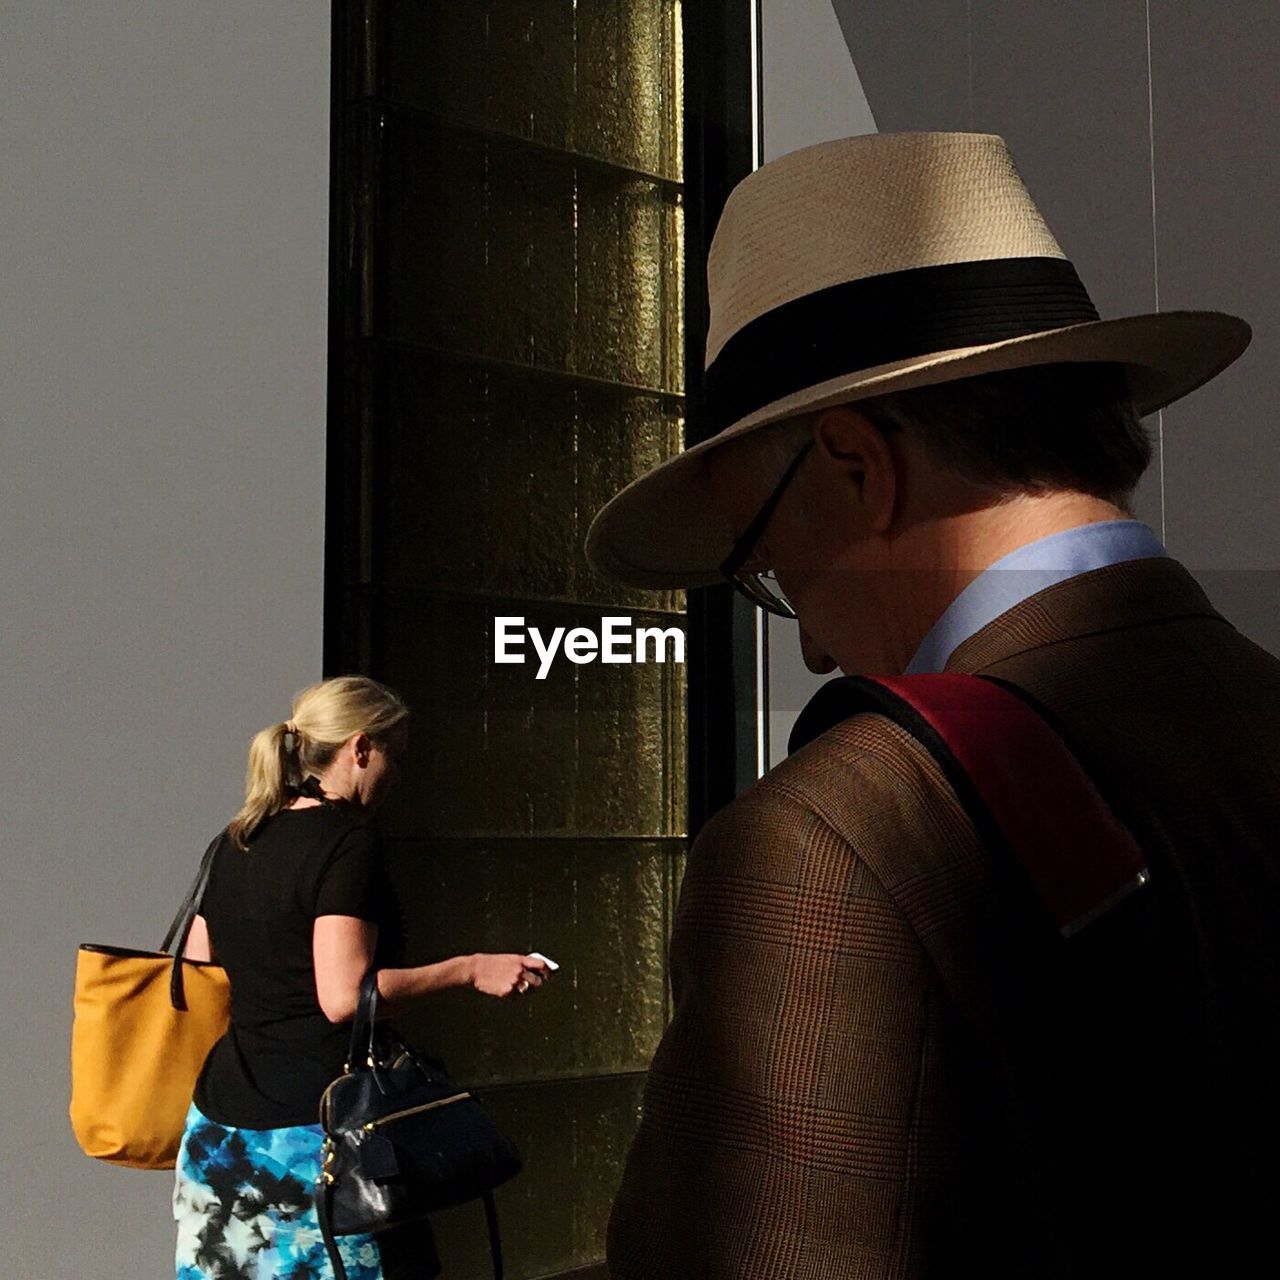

{"left": 683, "top": 0, "right": 759, "bottom": 833}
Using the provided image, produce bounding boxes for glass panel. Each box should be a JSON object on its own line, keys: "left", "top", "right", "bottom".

{"left": 387, "top": 837, "right": 682, "bottom": 1082}
{"left": 377, "top": 114, "right": 683, "bottom": 394}
{"left": 373, "top": 345, "right": 684, "bottom": 609}
{"left": 573, "top": 0, "right": 683, "bottom": 181}
{"left": 380, "top": 0, "right": 682, "bottom": 182}
{"left": 357, "top": 595, "right": 687, "bottom": 839}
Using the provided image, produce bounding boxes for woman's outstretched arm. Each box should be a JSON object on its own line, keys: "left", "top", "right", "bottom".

{"left": 313, "top": 915, "right": 548, "bottom": 1022}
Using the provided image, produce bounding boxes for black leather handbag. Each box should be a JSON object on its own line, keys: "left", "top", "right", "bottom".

{"left": 315, "top": 971, "right": 523, "bottom": 1280}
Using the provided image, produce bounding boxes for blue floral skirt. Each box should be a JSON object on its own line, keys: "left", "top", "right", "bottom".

{"left": 172, "top": 1101, "right": 384, "bottom": 1280}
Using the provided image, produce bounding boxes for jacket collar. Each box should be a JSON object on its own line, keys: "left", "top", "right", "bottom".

{"left": 942, "top": 556, "right": 1230, "bottom": 675}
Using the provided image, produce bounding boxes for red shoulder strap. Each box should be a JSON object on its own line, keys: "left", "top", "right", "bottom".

{"left": 788, "top": 672, "right": 1149, "bottom": 938}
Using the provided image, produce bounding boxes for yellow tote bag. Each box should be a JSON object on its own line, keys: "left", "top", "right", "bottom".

{"left": 70, "top": 834, "right": 231, "bottom": 1170}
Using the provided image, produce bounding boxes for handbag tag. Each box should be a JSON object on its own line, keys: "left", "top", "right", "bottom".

{"left": 358, "top": 1131, "right": 400, "bottom": 1183}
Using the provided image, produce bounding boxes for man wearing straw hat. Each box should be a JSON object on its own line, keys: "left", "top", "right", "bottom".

{"left": 586, "top": 133, "right": 1279, "bottom": 1276}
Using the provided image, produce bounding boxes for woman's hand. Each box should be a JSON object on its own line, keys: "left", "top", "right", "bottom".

{"left": 471, "top": 953, "right": 551, "bottom": 998}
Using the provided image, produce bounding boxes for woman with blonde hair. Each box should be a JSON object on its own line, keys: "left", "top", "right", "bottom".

{"left": 173, "top": 674, "right": 549, "bottom": 1280}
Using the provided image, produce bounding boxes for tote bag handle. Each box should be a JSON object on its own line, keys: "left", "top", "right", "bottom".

{"left": 158, "top": 831, "right": 224, "bottom": 1011}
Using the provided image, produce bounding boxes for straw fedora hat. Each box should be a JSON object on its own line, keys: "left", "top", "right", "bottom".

{"left": 584, "top": 131, "right": 1251, "bottom": 589}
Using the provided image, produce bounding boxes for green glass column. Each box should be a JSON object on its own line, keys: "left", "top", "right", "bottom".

{"left": 326, "top": 3, "right": 686, "bottom": 1275}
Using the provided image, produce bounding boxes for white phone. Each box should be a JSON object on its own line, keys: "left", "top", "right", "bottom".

{"left": 527, "top": 951, "right": 560, "bottom": 972}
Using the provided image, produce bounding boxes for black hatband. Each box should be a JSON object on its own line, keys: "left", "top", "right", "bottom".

{"left": 702, "top": 256, "right": 1100, "bottom": 434}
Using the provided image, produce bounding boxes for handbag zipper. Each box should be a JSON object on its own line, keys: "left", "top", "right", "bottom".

{"left": 319, "top": 1074, "right": 347, "bottom": 1130}
{"left": 363, "top": 1092, "right": 472, "bottom": 1130}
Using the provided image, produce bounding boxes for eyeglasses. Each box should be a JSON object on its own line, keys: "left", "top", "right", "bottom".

{"left": 719, "top": 440, "right": 814, "bottom": 619}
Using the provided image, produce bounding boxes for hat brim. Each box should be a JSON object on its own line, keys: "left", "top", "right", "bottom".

{"left": 584, "top": 309, "right": 1251, "bottom": 589}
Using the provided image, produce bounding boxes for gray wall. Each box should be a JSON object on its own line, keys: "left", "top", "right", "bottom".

{"left": 1, "top": 5, "right": 330, "bottom": 1275}
{"left": 761, "top": 0, "right": 876, "bottom": 162}
{"left": 764, "top": 0, "right": 1280, "bottom": 768}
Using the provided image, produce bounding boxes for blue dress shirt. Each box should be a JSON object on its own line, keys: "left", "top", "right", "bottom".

{"left": 905, "top": 520, "right": 1168, "bottom": 674}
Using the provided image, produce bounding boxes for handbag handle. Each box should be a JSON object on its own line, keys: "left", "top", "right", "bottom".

{"left": 347, "top": 969, "right": 408, "bottom": 1096}
{"left": 346, "top": 968, "right": 382, "bottom": 1070}
{"left": 160, "top": 830, "right": 225, "bottom": 1012}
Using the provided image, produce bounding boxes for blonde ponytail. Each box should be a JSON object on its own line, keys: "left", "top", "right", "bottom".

{"left": 227, "top": 676, "right": 408, "bottom": 850}
{"left": 228, "top": 721, "right": 300, "bottom": 850}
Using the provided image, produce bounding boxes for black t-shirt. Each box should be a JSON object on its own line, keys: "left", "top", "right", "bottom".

{"left": 193, "top": 804, "right": 404, "bottom": 1128}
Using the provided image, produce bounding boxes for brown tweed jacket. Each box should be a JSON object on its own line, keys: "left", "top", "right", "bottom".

{"left": 607, "top": 557, "right": 1280, "bottom": 1278}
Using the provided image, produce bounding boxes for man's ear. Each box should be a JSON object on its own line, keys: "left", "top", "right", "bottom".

{"left": 811, "top": 404, "right": 898, "bottom": 533}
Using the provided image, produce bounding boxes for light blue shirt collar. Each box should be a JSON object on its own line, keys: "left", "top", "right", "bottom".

{"left": 905, "top": 519, "right": 1168, "bottom": 674}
